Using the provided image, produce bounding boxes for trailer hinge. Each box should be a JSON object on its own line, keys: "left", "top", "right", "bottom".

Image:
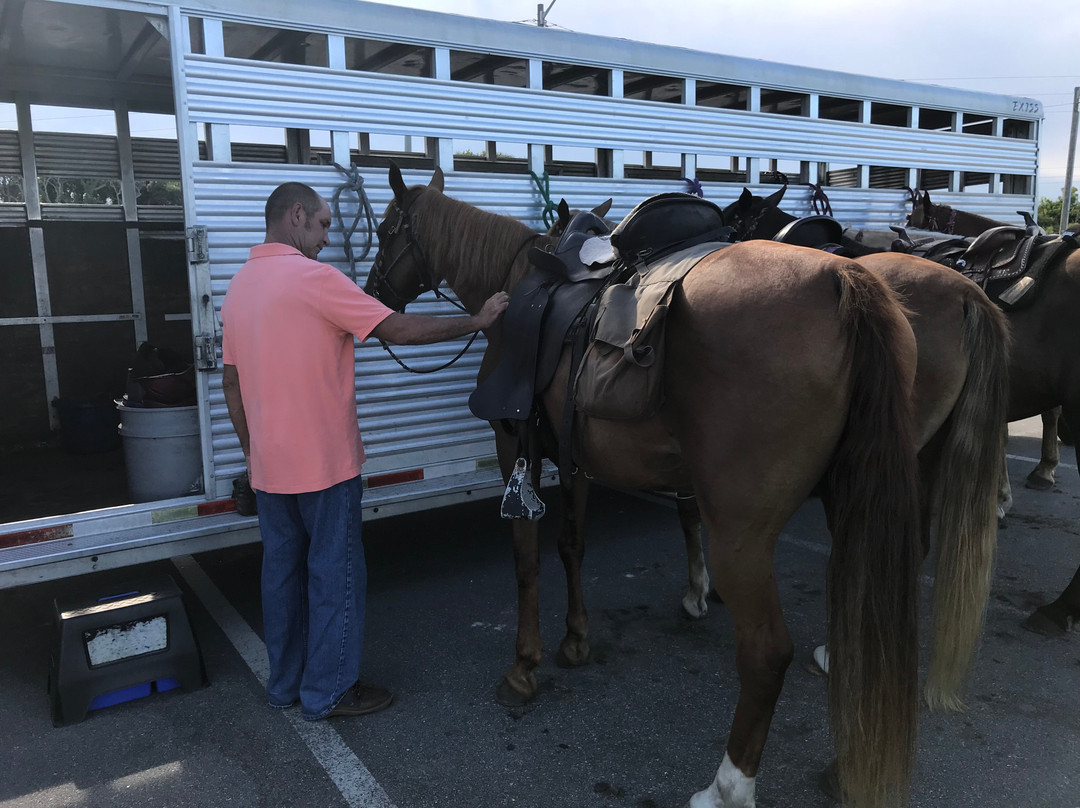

{"left": 186, "top": 226, "right": 209, "bottom": 264}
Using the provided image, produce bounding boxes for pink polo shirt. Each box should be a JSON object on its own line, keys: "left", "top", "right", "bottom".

{"left": 221, "top": 243, "right": 393, "bottom": 494}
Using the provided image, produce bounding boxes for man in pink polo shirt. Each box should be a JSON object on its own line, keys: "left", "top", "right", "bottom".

{"left": 221, "top": 181, "right": 508, "bottom": 721}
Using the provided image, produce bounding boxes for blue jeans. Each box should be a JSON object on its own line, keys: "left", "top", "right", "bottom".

{"left": 255, "top": 475, "right": 367, "bottom": 720}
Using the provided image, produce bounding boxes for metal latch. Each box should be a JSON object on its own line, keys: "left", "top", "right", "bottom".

{"left": 186, "top": 226, "right": 209, "bottom": 263}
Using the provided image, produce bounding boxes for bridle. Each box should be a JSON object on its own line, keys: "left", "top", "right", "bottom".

{"left": 368, "top": 191, "right": 539, "bottom": 374}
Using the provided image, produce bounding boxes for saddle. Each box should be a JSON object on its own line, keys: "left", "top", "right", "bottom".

{"left": 469, "top": 210, "right": 617, "bottom": 424}
{"left": 771, "top": 215, "right": 844, "bottom": 250}
{"left": 610, "top": 193, "right": 732, "bottom": 266}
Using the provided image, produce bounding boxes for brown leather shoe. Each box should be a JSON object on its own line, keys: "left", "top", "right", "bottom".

{"left": 326, "top": 683, "right": 394, "bottom": 718}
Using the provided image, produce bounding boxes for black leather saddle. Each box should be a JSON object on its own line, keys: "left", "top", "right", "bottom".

{"left": 610, "top": 193, "right": 731, "bottom": 266}
{"left": 771, "top": 215, "right": 845, "bottom": 250}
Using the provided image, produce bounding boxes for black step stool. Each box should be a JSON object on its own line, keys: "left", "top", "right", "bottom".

{"left": 49, "top": 573, "right": 206, "bottom": 726}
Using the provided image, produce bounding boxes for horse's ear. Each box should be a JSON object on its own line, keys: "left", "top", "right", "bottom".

{"left": 593, "top": 198, "right": 613, "bottom": 218}
{"left": 557, "top": 199, "right": 571, "bottom": 225}
{"left": 388, "top": 161, "right": 408, "bottom": 203}
{"left": 430, "top": 166, "right": 445, "bottom": 193}
{"left": 764, "top": 186, "right": 786, "bottom": 207}
{"left": 739, "top": 188, "right": 753, "bottom": 205}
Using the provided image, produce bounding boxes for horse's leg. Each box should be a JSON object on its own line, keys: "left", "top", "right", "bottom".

{"left": 997, "top": 451, "right": 1013, "bottom": 523}
{"left": 687, "top": 529, "right": 792, "bottom": 808}
{"left": 1023, "top": 415, "right": 1080, "bottom": 636}
{"left": 677, "top": 493, "right": 711, "bottom": 618}
{"left": 555, "top": 471, "right": 591, "bottom": 667}
{"left": 493, "top": 428, "right": 545, "bottom": 706}
{"left": 1025, "top": 407, "right": 1061, "bottom": 491}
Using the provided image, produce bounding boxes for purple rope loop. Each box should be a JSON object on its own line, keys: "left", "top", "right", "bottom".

{"left": 681, "top": 177, "right": 704, "bottom": 198}
{"left": 808, "top": 183, "right": 833, "bottom": 217}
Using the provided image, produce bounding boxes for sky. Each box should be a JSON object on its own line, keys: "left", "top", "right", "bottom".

{"left": 4, "top": 0, "right": 1076, "bottom": 202}
{"left": 371, "top": 0, "right": 1080, "bottom": 202}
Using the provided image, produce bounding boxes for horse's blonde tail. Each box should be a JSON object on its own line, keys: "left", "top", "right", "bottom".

{"left": 925, "top": 295, "right": 1010, "bottom": 711}
{"left": 824, "top": 262, "right": 922, "bottom": 808}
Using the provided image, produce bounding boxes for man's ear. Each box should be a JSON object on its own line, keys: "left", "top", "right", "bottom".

{"left": 289, "top": 201, "right": 306, "bottom": 226}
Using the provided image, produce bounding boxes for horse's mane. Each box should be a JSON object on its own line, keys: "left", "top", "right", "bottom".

{"left": 414, "top": 188, "right": 544, "bottom": 302}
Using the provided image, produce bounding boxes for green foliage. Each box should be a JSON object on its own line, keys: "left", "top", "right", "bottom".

{"left": 38, "top": 176, "right": 122, "bottom": 205}
{"left": 1037, "top": 186, "right": 1079, "bottom": 233}
{"left": 136, "top": 180, "right": 184, "bottom": 206}
{"left": 0, "top": 175, "right": 22, "bottom": 203}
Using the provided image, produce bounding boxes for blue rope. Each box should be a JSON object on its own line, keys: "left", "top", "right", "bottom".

{"left": 331, "top": 162, "right": 378, "bottom": 283}
{"left": 529, "top": 170, "right": 559, "bottom": 228}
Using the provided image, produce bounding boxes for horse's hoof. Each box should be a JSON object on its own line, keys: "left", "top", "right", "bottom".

{"left": 495, "top": 676, "right": 535, "bottom": 707}
{"left": 681, "top": 594, "right": 708, "bottom": 619}
{"left": 817, "top": 760, "right": 842, "bottom": 803}
{"left": 1024, "top": 474, "right": 1055, "bottom": 491}
{"left": 555, "top": 642, "right": 590, "bottom": 668}
{"left": 1022, "top": 607, "right": 1070, "bottom": 637}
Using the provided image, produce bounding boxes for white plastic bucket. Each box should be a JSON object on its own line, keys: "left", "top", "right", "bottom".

{"left": 117, "top": 404, "right": 202, "bottom": 503}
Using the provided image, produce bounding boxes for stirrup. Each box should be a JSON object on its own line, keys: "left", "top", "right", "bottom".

{"left": 500, "top": 458, "right": 546, "bottom": 520}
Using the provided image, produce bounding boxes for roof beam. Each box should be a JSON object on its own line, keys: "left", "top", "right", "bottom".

{"left": 115, "top": 19, "right": 164, "bottom": 82}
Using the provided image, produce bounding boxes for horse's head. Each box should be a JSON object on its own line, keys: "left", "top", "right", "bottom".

{"left": 722, "top": 186, "right": 791, "bottom": 240}
{"left": 905, "top": 189, "right": 933, "bottom": 229}
{"left": 365, "top": 162, "right": 445, "bottom": 311}
{"left": 547, "top": 197, "right": 614, "bottom": 238}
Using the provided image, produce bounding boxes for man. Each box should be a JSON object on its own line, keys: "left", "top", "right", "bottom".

{"left": 221, "top": 181, "right": 508, "bottom": 720}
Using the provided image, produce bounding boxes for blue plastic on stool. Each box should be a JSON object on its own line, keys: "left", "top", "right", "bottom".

{"left": 49, "top": 574, "right": 207, "bottom": 726}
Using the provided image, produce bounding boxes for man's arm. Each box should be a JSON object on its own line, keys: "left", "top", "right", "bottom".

{"left": 221, "top": 364, "right": 251, "bottom": 472}
{"left": 371, "top": 291, "right": 509, "bottom": 345}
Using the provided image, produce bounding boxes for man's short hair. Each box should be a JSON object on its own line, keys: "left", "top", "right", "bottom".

{"left": 265, "top": 182, "right": 324, "bottom": 227}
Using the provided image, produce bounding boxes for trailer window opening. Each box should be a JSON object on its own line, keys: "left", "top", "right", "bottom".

{"left": 1002, "top": 174, "right": 1032, "bottom": 195}
{"left": 696, "top": 82, "right": 749, "bottom": 111}
{"left": 1003, "top": 118, "right": 1034, "bottom": 140}
{"left": 697, "top": 154, "right": 747, "bottom": 184}
{"left": 763, "top": 159, "right": 805, "bottom": 185}
{"left": 823, "top": 163, "right": 860, "bottom": 188}
{"left": 542, "top": 61, "right": 610, "bottom": 96}
{"left": 962, "top": 114, "right": 996, "bottom": 136}
{"left": 188, "top": 17, "right": 205, "bottom": 54}
{"left": 760, "top": 89, "right": 808, "bottom": 116}
{"left": 623, "top": 72, "right": 682, "bottom": 104}
{"left": 918, "top": 108, "right": 955, "bottom": 132}
{"left": 346, "top": 38, "right": 433, "bottom": 78}
{"left": 871, "top": 103, "right": 910, "bottom": 128}
{"left": 453, "top": 141, "right": 528, "bottom": 174}
{"left": 449, "top": 51, "right": 527, "bottom": 87}
{"left": 819, "top": 96, "right": 860, "bottom": 122}
{"left": 917, "top": 168, "right": 952, "bottom": 191}
{"left": 961, "top": 172, "right": 993, "bottom": 193}
{"left": 222, "top": 22, "right": 328, "bottom": 67}
{"left": 544, "top": 145, "right": 600, "bottom": 178}
{"left": 625, "top": 149, "right": 681, "bottom": 180}
{"left": 869, "top": 166, "right": 909, "bottom": 189}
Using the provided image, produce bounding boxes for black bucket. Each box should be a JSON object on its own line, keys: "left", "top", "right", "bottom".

{"left": 53, "top": 396, "right": 122, "bottom": 454}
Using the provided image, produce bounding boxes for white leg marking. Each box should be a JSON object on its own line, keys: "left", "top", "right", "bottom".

{"left": 687, "top": 753, "right": 756, "bottom": 808}
{"left": 813, "top": 644, "right": 830, "bottom": 675}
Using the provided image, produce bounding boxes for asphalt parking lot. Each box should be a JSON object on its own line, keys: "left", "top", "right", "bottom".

{"left": 1, "top": 419, "right": 1077, "bottom": 808}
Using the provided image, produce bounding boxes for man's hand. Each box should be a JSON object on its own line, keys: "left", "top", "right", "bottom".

{"left": 475, "top": 291, "right": 510, "bottom": 330}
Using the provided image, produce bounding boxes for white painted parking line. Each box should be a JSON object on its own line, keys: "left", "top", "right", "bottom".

{"left": 171, "top": 555, "right": 396, "bottom": 808}
{"left": 1007, "top": 453, "right": 1076, "bottom": 471}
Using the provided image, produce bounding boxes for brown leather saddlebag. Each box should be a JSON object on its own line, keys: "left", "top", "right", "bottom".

{"left": 574, "top": 242, "right": 725, "bottom": 420}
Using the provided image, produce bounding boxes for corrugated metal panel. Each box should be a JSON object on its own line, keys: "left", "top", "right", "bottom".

{"left": 0, "top": 132, "right": 21, "bottom": 174}
{"left": 0, "top": 204, "right": 27, "bottom": 224}
{"left": 40, "top": 203, "right": 125, "bottom": 221}
{"left": 191, "top": 163, "right": 509, "bottom": 489}
{"left": 184, "top": 57, "right": 1038, "bottom": 176}
{"left": 136, "top": 204, "right": 185, "bottom": 222}
{"left": 132, "top": 137, "right": 182, "bottom": 180}
{"left": 35, "top": 132, "right": 120, "bottom": 177}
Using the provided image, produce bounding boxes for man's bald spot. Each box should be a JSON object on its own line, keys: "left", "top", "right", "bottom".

{"left": 265, "top": 182, "right": 325, "bottom": 227}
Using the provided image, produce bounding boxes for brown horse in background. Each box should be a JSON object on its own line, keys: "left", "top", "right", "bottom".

{"left": 727, "top": 186, "right": 1080, "bottom": 637}
{"left": 366, "top": 165, "right": 995, "bottom": 807}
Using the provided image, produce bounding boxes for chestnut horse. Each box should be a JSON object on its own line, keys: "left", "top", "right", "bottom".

{"left": 726, "top": 187, "right": 1080, "bottom": 637}
{"left": 366, "top": 165, "right": 994, "bottom": 807}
